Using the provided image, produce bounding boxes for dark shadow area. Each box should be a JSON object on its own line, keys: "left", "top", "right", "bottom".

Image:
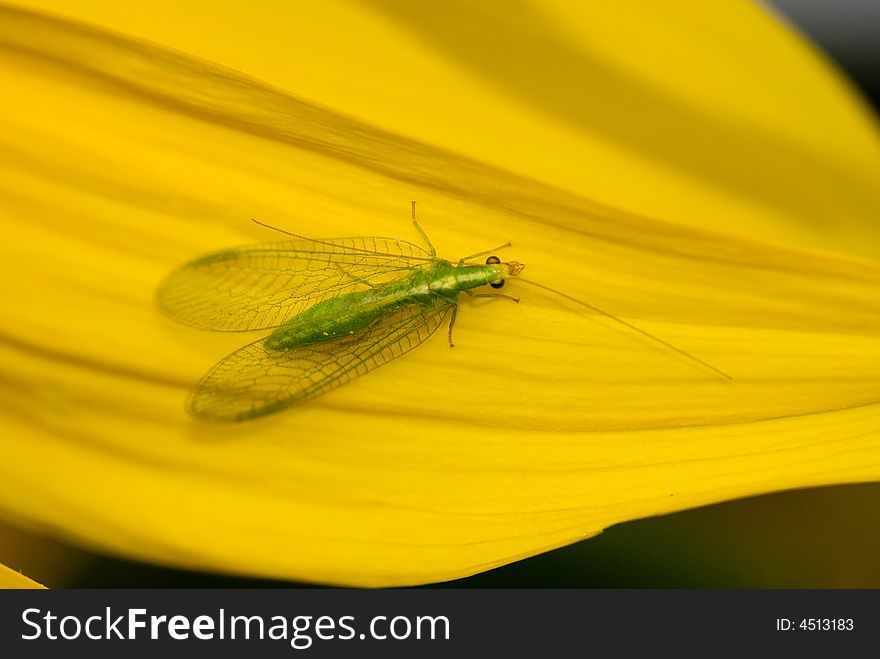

{"left": 767, "top": 0, "right": 880, "bottom": 111}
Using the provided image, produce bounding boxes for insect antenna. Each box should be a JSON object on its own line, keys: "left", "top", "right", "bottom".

{"left": 251, "top": 217, "right": 309, "bottom": 238}
{"left": 515, "top": 278, "right": 733, "bottom": 381}
{"left": 249, "top": 218, "right": 437, "bottom": 262}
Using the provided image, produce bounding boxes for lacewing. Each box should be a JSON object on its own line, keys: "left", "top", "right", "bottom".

{"left": 157, "top": 204, "right": 729, "bottom": 421}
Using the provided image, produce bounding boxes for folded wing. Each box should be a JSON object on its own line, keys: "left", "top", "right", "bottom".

{"left": 188, "top": 297, "right": 454, "bottom": 421}
{"left": 156, "top": 236, "right": 434, "bottom": 332}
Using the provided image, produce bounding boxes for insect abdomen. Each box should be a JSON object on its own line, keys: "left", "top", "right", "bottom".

{"left": 262, "top": 289, "right": 377, "bottom": 350}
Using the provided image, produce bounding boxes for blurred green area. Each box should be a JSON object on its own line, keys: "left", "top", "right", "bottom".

{"left": 3, "top": 482, "right": 879, "bottom": 587}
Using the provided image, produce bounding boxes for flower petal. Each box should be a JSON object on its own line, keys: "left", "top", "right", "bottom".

{"left": 0, "top": 563, "right": 45, "bottom": 589}
{"left": 0, "top": 4, "right": 878, "bottom": 586}
{"left": 10, "top": 0, "right": 880, "bottom": 257}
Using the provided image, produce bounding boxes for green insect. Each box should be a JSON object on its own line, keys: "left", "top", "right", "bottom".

{"left": 158, "top": 203, "right": 730, "bottom": 422}
{"left": 157, "top": 203, "right": 526, "bottom": 421}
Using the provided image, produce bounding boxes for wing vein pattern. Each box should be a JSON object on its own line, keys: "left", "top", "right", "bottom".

{"left": 156, "top": 236, "right": 434, "bottom": 331}
{"left": 189, "top": 298, "right": 454, "bottom": 421}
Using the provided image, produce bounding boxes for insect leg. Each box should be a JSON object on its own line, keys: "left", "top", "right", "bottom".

{"left": 411, "top": 201, "right": 437, "bottom": 257}
{"left": 457, "top": 242, "right": 512, "bottom": 265}
{"left": 464, "top": 290, "right": 520, "bottom": 303}
{"left": 447, "top": 304, "right": 458, "bottom": 348}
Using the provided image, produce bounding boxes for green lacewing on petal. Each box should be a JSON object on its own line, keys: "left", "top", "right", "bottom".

{"left": 158, "top": 205, "right": 730, "bottom": 422}
{"left": 156, "top": 216, "right": 522, "bottom": 421}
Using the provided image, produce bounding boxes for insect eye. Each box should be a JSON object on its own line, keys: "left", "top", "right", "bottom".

{"left": 486, "top": 255, "right": 504, "bottom": 287}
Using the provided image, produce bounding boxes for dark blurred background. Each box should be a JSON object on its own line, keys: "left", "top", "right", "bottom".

{"left": 4, "top": 0, "right": 880, "bottom": 588}
{"left": 768, "top": 0, "right": 880, "bottom": 111}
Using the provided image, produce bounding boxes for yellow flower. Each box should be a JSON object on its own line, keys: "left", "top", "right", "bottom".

{"left": 1, "top": 1, "right": 879, "bottom": 586}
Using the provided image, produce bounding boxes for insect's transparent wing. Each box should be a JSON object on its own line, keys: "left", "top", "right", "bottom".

{"left": 156, "top": 236, "right": 434, "bottom": 332}
{"left": 188, "top": 298, "right": 455, "bottom": 421}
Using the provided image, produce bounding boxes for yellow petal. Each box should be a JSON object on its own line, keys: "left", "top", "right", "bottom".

{"left": 0, "top": 563, "right": 45, "bottom": 589}
{"left": 10, "top": 0, "right": 880, "bottom": 258}
{"left": 0, "top": 4, "right": 878, "bottom": 586}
